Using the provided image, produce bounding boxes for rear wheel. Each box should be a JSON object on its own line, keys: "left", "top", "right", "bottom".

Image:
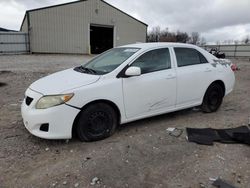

{"left": 76, "top": 103, "right": 118, "bottom": 142}
{"left": 202, "top": 83, "right": 224, "bottom": 113}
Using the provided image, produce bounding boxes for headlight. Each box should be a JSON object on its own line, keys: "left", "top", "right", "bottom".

{"left": 36, "top": 93, "right": 74, "bottom": 109}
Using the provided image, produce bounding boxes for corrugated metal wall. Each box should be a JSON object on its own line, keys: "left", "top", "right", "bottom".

{"left": 21, "top": 0, "right": 147, "bottom": 54}
{"left": 20, "top": 15, "right": 28, "bottom": 33}
{"left": 0, "top": 32, "right": 29, "bottom": 54}
{"left": 203, "top": 44, "right": 250, "bottom": 57}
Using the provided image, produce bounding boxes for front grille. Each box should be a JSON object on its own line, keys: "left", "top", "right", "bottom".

{"left": 25, "top": 96, "right": 33, "bottom": 106}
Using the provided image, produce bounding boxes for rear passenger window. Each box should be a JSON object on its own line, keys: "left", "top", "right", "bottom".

{"left": 174, "top": 48, "right": 208, "bottom": 67}
{"left": 132, "top": 48, "right": 171, "bottom": 74}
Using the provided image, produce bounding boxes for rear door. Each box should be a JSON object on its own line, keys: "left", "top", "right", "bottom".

{"left": 174, "top": 47, "right": 214, "bottom": 107}
{"left": 122, "top": 48, "right": 177, "bottom": 119}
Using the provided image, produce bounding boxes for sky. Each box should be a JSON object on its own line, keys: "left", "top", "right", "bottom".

{"left": 0, "top": 0, "right": 250, "bottom": 43}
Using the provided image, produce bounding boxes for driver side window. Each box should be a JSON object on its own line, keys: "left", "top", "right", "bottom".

{"left": 132, "top": 48, "right": 171, "bottom": 74}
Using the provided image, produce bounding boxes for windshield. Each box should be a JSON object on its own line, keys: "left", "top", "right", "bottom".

{"left": 82, "top": 47, "right": 140, "bottom": 75}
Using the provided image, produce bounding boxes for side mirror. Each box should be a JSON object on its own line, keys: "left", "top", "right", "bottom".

{"left": 125, "top": 66, "right": 141, "bottom": 77}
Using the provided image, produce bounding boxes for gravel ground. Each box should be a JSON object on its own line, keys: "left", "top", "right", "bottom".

{"left": 0, "top": 54, "right": 249, "bottom": 188}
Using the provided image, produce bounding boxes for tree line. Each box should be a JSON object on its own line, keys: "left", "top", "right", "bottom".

{"left": 217, "top": 36, "right": 250, "bottom": 45}
{"left": 147, "top": 26, "right": 206, "bottom": 45}
{"left": 147, "top": 26, "right": 250, "bottom": 45}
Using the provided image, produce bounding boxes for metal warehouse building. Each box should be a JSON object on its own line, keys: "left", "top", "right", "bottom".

{"left": 20, "top": 0, "right": 147, "bottom": 54}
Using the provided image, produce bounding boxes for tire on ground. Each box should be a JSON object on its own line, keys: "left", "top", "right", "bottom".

{"left": 202, "top": 83, "right": 224, "bottom": 113}
{"left": 76, "top": 103, "right": 118, "bottom": 142}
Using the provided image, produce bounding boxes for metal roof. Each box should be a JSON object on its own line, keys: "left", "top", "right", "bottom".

{"left": 20, "top": 0, "right": 148, "bottom": 30}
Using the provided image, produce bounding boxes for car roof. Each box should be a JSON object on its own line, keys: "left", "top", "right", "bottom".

{"left": 119, "top": 42, "right": 217, "bottom": 61}
{"left": 119, "top": 42, "right": 198, "bottom": 50}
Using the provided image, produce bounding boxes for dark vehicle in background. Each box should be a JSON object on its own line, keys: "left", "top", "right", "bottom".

{"left": 209, "top": 48, "right": 226, "bottom": 59}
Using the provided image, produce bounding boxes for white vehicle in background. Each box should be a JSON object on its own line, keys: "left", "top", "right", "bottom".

{"left": 21, "top": 43, "right": 235, "bottom": 141}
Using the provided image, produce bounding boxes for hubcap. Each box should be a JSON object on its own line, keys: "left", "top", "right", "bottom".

{"left": 86, "top": 111, "right": 111, "bottom": 137}
{"left": 208, "top": 88, "right": 221, "bottom": 110}
{"left": 209, "top": 91, "right": 219, "bottom": 105}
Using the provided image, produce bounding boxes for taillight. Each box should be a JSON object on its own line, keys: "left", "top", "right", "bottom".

{"left": 231, "top": 64, "right": 237, "bottom": 72}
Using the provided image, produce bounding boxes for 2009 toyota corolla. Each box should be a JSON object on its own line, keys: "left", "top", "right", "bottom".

{"left": 21, "top": 43, "right": 235, "bottom": 141}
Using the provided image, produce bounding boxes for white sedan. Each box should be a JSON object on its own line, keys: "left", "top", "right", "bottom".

{"left": 21, "top": 43, "right": 235, "bottom": 141}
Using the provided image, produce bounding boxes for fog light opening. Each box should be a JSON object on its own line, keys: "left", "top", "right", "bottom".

{"left": 40, "top": 123, "right": 49, "bottom": 132}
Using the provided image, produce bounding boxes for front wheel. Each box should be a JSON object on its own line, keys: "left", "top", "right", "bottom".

{"left": 201, "top": 84, "right": 224, "bottom": 113}
{"left": 76, "top": 103, "right": 118, "bottom": 142}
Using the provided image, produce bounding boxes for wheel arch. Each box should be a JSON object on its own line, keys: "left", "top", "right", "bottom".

{"left": 203, "top": 80, "right": 226, "bottom": 101}
{"left": 211, "top": 80, "right": 225, "bottom": 96}
{"left": 71, "top": 99, "right": 121, "bottom": 137}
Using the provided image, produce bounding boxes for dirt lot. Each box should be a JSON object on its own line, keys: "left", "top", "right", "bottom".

{"left": 0, "top": 54, "right": 249, "bottom": 188}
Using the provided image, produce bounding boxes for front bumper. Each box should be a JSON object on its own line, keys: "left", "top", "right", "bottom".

{"left": 21, "top": 88, "right": 80, "bottom": 139}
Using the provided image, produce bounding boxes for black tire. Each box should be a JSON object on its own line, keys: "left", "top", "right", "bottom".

{"left": 76, "top": 103, "right": 118, "bottom": 142}
{"left": 201, "top": 83, "right": 224, "bottom": 113}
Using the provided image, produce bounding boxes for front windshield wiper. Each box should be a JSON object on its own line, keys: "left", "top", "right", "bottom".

{"left": 81, "top": 66, "right": 97, "bottom": 74}
{"left": 74, "top": 66, "right": 97, "bottom": 74}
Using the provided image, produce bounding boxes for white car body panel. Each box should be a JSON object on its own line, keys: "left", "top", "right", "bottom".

{"left": 175, "top": 63, "right": 214, "bottom": 107}
{"left": 21, "top": 43, "right": 235, "bottom": 139}
{"left": 21, "top": 88, "right": 80, "bottom": 139}
{"left": 30, "top": 68, "right": 100, "bottom": 95}
{"left": 122, "top": 68, "right": 177, "bottom": 118}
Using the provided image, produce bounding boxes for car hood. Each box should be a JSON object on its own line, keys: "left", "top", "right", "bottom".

{"left": 29, "top": 68, "right": 100, "bottom": 95}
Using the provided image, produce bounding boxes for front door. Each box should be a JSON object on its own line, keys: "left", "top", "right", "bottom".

{"left": 122, "top": 48, "right": 177, "bottom": 119}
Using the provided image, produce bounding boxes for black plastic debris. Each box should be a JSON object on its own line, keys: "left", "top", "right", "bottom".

{"left": 212, "top": 178, "right": 237, "bottom": 188}
{"left": 186, "top": 126, "right": 250, "bottom": 145}
{"left": 0, "top": 70, "right": 12, "bottom": 74}
{"left": 233, "top": 132, "right": 250, "bottom": 145}
{"left": 0, "top": 82, "right": 7, "bottom": 87}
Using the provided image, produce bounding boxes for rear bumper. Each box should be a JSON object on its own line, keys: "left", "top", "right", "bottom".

{"left": 21, "top": 88, "right": 80, "bottom": 139}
